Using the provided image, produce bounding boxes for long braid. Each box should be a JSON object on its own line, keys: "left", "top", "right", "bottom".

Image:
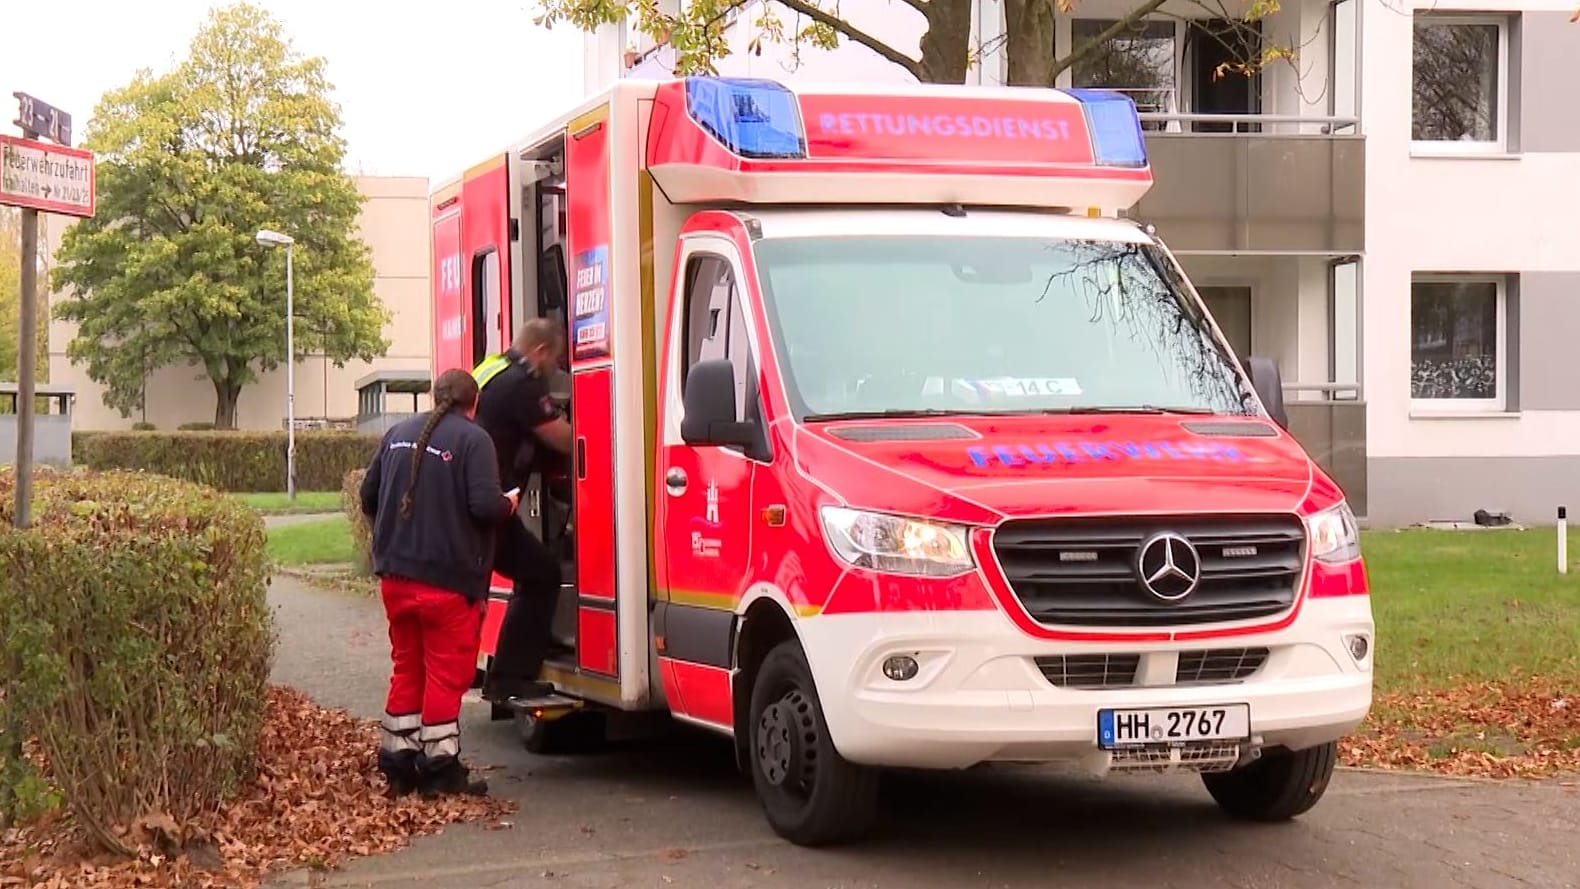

{"left": 398, "top": 368, "right": 481, "bottom": 521}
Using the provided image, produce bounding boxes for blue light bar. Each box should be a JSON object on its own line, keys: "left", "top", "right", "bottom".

{"left": 1066, "top": 88, "right": 1148, "bottom": 168}
{"left": 683, "top": 77, "right": 807, "bottom": 160}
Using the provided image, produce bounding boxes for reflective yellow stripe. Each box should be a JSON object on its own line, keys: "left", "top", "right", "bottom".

{"left": 470, "top": 354, "right": 511, "bottom": 390}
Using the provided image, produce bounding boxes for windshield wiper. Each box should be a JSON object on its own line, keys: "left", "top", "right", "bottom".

{"left": 802, "top": 408, "right": 965, "bottom": 422}
{"left": 1052, "top": 405, "right": 1218, "bottom": 415}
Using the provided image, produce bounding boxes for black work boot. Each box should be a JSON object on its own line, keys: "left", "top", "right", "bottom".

{"left": 377, "top": 749, "right": 421, "bottom": 798}
{"left": 417, "top": 756, "right": 488, "bottom": 799}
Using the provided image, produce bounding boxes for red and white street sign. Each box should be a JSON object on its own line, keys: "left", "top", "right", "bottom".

{"left": 0, "top": 133, "right": 95, "bottom": 217}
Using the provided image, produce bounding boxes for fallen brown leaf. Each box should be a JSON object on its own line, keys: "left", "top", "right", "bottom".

{"left": 1341, "top": 677, "right": 1580, "bottom": 779}
{"left": 0, "top": 686, "right": 517, "bottom": 889}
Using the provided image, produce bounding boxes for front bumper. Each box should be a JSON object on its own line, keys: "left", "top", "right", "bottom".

{"left": 797, "top": 596, "right": 1374, "bottom": 772}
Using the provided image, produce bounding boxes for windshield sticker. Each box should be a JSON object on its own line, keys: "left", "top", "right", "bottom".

{"left": 954, "top": 377, "right": 1083, "bottom": 400}
{"left": 967, "top": 439, "right": 1246, "bottom": 468}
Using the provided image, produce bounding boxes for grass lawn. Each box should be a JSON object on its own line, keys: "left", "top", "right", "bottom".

{"left": 1366, "top": 526, "right": 1580, "bottom": 692}
{"left": 1354, "top": 526, "right": 1580, "bottom": 775}
{"left": 266, "top": 515, "right": 359, "bottom": 566}
{"left": 237, "top": 490, "right": 342, "bottom": 515}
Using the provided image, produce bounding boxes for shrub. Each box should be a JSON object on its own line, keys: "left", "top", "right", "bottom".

{"left": 0, "top": 468, "right": 274, "bottom": 852}
{"left": 75, "top": 430, "right": 381, "bottom": 492}
{"left": 342, "top": 468, "right": 373, "bottom": 575}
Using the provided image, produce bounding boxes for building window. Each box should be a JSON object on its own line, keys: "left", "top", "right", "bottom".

{"left": 1411, "top": 15, "right": 1510, "bottom": 151}
{"left": 1410, "top": 276, "right": 1509, "bottom": 412}
{"left": 1071, "top": 19, "right": 1178, "bottom": 129}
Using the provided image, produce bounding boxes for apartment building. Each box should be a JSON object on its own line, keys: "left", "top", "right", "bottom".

{"left": 585, "top": 0, "right": 1580, "bottom": 527}
{"left": 44, "top": 175, "right": 433, "bottom": 432}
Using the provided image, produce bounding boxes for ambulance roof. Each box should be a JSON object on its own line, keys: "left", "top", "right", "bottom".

{"left": 643, "top": 77, "right": 1153, "bottom": 214}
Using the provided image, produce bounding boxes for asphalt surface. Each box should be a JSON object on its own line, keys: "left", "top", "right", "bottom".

{"left": 264, "top": 574, "right": 1580, "bottom": 889}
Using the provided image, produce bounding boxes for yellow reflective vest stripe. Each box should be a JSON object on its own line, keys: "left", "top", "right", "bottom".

{"left": 470, "top": 353, "right": 512, "bottom": 390}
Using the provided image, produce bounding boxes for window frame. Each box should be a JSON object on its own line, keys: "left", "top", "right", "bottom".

{"left": 1408, "top": 273, "right": 1509, "bottom": 414}
{"left": 673, "top": 242, "right": 767, "bottom": 457}
{"left": 1409, "top": 13, "right": 1511, "bottom": 155}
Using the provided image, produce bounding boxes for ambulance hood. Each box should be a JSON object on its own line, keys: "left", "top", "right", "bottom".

{"left": 797, "top": 413, "right": 1322, "bottom": 522}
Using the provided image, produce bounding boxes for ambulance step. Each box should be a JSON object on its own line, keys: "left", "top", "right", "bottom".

{"left": 502, "top": 693, "right": 583, "bottom": 717}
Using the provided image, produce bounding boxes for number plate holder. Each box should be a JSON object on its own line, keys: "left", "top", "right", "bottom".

{"left": 1098, "top": 704, "right": 1251, "bottom": 749}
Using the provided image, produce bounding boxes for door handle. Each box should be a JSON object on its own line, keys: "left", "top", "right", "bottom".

{"left": 665, "top": 467, "right": 688, "bottom": 495}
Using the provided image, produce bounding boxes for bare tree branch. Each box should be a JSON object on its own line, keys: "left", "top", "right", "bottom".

{"left": 771, "top": 0, "right": 926, "bottom": 79}
{"left": 1050, "top": 0, "right": 1173, "bottom": 81}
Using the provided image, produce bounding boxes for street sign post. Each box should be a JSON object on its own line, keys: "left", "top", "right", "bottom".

{"left": 4, "top": 92, "right": 93, "bottom": 529}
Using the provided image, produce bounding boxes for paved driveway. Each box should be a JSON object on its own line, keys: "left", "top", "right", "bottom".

{"left": 265, "top": 576, "right": 1580, "bottom": 889}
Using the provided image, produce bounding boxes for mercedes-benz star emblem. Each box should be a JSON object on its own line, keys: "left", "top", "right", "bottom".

{"left": 1135, "top": 532, "right": 1202, "bottom": 602}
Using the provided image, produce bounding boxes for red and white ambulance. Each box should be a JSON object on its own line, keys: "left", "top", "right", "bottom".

{"left": 428, "top": 76, "right": 1374, "bottom": 846}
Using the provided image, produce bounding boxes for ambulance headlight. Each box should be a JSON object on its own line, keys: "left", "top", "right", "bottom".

{"left": 1308, "top": 502, "right": 1362, "bottom": 564}
{"left": 819, "top": 506, "right": 975, "bottom": 577}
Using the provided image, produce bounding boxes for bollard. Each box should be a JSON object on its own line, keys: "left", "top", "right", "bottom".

{"left": 1559, "top": 506, "right": 1568, "bottom": 574}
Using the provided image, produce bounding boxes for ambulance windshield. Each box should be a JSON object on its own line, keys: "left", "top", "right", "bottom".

{"left": 754, "top": 235, "right": 1259, "bottom": 421}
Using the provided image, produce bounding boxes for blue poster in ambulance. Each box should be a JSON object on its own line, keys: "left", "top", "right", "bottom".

{"left": 571, "top": 245, "right": 610, "bottom": 361}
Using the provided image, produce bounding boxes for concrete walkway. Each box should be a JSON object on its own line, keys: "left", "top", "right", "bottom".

{"left": 264, "top": 574, "right": 1580, "bottom": 889}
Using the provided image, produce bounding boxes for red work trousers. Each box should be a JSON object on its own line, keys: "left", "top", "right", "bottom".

{"left": 379, "top": 576, "right": 484, "bottom": 767}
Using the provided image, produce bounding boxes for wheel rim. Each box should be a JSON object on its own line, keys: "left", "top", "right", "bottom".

{"left": 755, "top": 689, "right": 818, "bottom": 797}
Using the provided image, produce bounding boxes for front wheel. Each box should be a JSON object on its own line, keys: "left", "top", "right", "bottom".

{"left": 748, "top": 639, "right": 880, "bottom": 846}
{"left": 1202, "top": 741, "right": 1337, "bottom": 821}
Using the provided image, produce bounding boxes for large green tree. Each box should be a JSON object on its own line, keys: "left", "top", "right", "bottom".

{"left": 0, "top": 207, "right": 48, "bottom": 388}
{"left": 538, "top": 0, "right": 1284, "bottom": 88}
{"left": 51, "top": 2, "right": 389, "bottom": 428}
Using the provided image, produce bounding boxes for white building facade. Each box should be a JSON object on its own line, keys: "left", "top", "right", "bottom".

{"left": 582, "top": 0, "right": 1580, "bottom": 527}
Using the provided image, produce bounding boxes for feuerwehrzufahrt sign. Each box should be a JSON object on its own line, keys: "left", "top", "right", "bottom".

{"left": 0, "top": 133, "right": 95, "bottom": 218}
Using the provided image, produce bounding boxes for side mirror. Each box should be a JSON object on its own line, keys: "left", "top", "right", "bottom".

{"left": 681, "top": 359, "right": 757, "bottom": 448}
{"left": 1244, "top": 355, "right": 1289, "bottom": 429}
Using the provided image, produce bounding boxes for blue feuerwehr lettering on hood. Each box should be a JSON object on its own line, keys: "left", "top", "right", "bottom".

{"left": 967, "top": 439, "right": 1245, "bottom": 468}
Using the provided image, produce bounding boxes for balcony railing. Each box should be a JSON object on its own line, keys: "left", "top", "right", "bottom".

{"left": 1139, "top": 112, "right": 1360, "bottom": 137}
{"left": 1131, "top": 114, "right": 1365, "bottom": 254}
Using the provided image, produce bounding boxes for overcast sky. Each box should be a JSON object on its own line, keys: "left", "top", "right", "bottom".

{"left": 0, "top": 0, "right": 589, "bottom": 180}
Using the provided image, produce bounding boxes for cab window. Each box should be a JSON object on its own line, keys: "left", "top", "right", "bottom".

{"left": 682, "top": 252, "right": 755, "bottom": 421}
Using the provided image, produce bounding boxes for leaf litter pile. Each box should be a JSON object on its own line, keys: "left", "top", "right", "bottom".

{"left": 1341, "top": 677, "right": 1580, "bottom": 779}
{"left": 1, "top": 686, "right": 515, "bottom": 889}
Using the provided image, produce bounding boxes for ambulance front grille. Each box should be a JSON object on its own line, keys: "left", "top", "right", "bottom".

{"left": 992, "top": 514, "right": 1306, "bottom": 628}
{"left": 1035, "top": 653, "right": 1141, "bottom": 689}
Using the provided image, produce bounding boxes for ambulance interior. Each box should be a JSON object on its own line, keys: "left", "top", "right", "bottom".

{"left": 493, "top": 135, "right": 580, "bottom": 662}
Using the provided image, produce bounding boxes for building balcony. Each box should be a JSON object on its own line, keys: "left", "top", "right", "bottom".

{"left": 1133, "top": 113, "right": 1365, "bottom": 256}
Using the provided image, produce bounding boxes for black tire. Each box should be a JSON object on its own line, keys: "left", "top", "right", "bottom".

{"left": 747, "top": 639, "right": 880, "bottom": 846}
{"left": 1203, "top": 741, "right": 1338, "bottom": 821}
{"left": 515, "top": 708, "right": 606, "bottom": 756}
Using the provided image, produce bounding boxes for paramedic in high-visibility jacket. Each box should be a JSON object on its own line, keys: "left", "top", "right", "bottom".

{"left": 470, "top": 318, "right": 575, "bottom": 704}
{"left": 359, "top": 368, "right": 521, "bottom": 798}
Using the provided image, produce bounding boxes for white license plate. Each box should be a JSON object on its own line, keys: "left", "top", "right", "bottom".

{"left": 1098, "top": 704, "right": 1250, "bottom": 749}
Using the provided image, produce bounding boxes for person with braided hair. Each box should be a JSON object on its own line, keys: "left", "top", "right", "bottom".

{"left": 358, "top": 368, "right": 521, "bottom": 798}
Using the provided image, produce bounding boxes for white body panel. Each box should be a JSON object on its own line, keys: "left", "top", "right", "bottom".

{"left": 798, "top": 596, "right": 1373, "bottom": 771}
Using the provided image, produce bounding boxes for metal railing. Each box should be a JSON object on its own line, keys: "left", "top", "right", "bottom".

{"left": 1139, "top": 112, "right": 1361, "bottom": 136}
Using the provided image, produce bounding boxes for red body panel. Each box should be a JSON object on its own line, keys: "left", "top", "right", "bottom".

{"left": 430, "top": 206, "right": 466, "bottom": 376}
{"left": 660, "top": 659, "right": 733, "bottom": 728}
{"left": 459, "top": 160, "right": 512, "bottom": 366}
{"left": 565, "top": 111, "right": 621, "bottom": 681}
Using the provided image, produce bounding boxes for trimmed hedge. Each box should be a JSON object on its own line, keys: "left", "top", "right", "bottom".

{"left": 342, "top": 468, "right": 373, "bottom": 575}
{"left": 0, "top": 468, "right": 273, "bottom": 852}
{"left": 74, "top": 430, "right": 381, "bottom": 493}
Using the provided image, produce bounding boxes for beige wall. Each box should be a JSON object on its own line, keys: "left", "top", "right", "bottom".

{"left": 44, "top": 175, "right": 433, "bottom": 431}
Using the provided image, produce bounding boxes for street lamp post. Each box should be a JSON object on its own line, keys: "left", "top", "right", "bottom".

{"left": 256, "top": 229, "right": 297, "bottom": 503}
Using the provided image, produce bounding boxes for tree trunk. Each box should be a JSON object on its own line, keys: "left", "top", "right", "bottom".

{"left": 1002, "top": 0, "right": 1058, "bottom": 86}
{"left": 212, "top": 379, "right": 242, "bottom": 429}
{"left": 916, "top": 0, "right": 974, "bottom": 83}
